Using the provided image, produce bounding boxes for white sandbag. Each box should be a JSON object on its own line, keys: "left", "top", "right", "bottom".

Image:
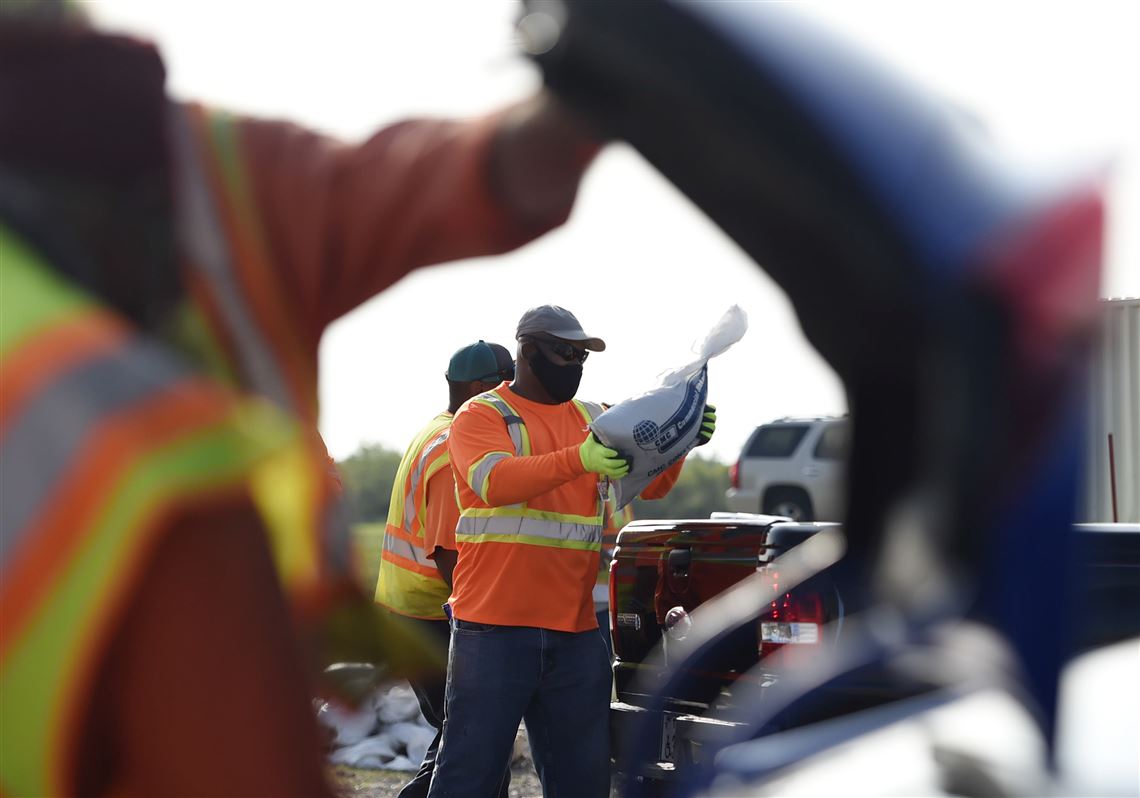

{"left": 328, "top": 734, "right": 398, "bottom": 768}
{"left": 315, "top": 699, "right": 379, "bottom": 747}
{"left": 386, "top": 721, "right": 436, "bottom": 766}
{"left": 591, "top": 306, "right": 747, "bottom": 510}
{"left": 375, "top": 684, "right": 423, "bottom": 724}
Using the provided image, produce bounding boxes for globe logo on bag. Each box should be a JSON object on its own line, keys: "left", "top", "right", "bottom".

{"left": 632, "top": 367, "right": 707, "bottom": 453}
{"left": 633, "top": 419, "right": 680, "bottom": 451}
{"left": 633, "top": 420, "right": 662, "bottom": 449}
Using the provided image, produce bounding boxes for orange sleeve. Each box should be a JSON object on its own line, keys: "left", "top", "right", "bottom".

{"left": 639, "top": 458, "right": 685, "bottom": 500}
{"left": 236, "top": 108, "right": 570, "bottom": 346}
{"left": 449, "top": 403, "right": 587, "bottom": 507}
{"left": 422, "top": 465, "right": 459, "bottom": 557}
{"left": 485, "top": 449, "right": 586, "bottom": 506}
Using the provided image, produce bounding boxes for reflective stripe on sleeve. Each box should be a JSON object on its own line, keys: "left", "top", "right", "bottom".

{"left": 467, "top": 451, "right": 511, "bottom": 503}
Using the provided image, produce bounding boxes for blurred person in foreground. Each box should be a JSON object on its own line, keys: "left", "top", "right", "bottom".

{"left": 374, "top": 341, "right": 516, "bottom": 798}
{"left": 0, "top": 2, "right": 603, "bottom": 795}
{"left": 429, "top": 305, "right": 716, "bottom": 798}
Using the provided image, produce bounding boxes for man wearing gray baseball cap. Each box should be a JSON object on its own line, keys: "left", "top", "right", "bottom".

{"left": 429, "top": 306, "right": 700, "bottom": 798}
{"left": 516, "top": 303, "right": 607, "bottom": 351}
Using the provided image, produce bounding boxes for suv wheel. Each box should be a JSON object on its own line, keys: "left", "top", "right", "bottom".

{"left": 763, "top": 488, "right": 814, "bottom": 521}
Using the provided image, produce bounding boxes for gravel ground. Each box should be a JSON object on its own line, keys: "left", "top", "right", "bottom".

{"left": 329, "top": 761, "right": 545, "bottom": 798}
{"left": 330, "top": 726, "right": 545, "bottom": 798}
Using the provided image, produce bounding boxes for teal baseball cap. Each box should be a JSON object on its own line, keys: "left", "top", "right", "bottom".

{"left": 446, "top": 341, "right": 514, "bottom": 383}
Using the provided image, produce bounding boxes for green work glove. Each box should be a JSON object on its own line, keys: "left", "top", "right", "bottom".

{"left": 579, "top": 433, "right": 631, "bottom": 478}
{"left": 695, "top": 404, "right": 716, "bottom": 446}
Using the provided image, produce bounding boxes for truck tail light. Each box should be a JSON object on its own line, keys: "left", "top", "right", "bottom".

{"left": 759, "top": 591, "right": 824, "bottom": 659}
{"left": 729, "top": 460, "right": 740, "bottom": 490}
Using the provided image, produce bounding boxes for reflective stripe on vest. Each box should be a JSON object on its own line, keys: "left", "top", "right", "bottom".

{"left": 455, "top": 391, "right": 606, "bottom": 551}
{"left": 374, "top": 414, "right": 454, "bottom": 618}
{"left": 383, "top": 532, "right": 434, "bottom": 568}
{"left": 0, "top": 226, "right": 299, "bottom": 796}
{"left": 169, "top": 104, "right": 349, "bottom": 607}
{"left": 170, "top": 103, "right": 296, "bottom": 413}
{"left": 595, "top": 488, "right": 634, "bottom": 609}
{"left": 464, "top": 393, "right": 527, "bottom": 506}
{"left": 404, "top": 428, "right": 451, "bottom": 530}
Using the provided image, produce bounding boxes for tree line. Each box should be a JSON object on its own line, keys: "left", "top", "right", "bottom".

{"left": 337, "top": 443, "right": 731, "bottom": 524}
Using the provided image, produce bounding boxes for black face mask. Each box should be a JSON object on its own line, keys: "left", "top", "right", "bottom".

{"left": 529, "top": 350, "right": 583, "bottom": 403}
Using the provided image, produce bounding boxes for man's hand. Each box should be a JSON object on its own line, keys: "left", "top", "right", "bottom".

{"left": 579, "top": 433, "right": 631, "bottom": 478}
{"left": 490, "top": 91, "right": 603, "bottom": 225}
{"left": 433, "top": 547, "right": 458, "bottom": 590}
{"left": 695, "top": 404, "right": 716, "bottom": 446}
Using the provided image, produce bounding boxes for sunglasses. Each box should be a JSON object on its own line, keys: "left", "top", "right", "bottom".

{"left": 525, "top": 336, "right": 589, "bottom": 365}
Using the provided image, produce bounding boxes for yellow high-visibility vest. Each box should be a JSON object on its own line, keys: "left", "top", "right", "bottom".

{"left": 374, "top": 412, "right": 455, "bottom": 619}
{"left": 0, "top": 226, "right": 310, "bottom": 797}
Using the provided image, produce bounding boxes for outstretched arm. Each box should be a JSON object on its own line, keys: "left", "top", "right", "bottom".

{"left": 233, "top": 91, "right": 602, "bottom": 343}
{"left": 489, "top": 92, "right": 603, "bottom": 226}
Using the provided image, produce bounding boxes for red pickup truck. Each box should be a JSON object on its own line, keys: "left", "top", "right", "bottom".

{"left": 607, "top": 516, "right": 845, "bottom": 782}
{"left": 608, "top": 516, "right": 1140, "bottom": 791}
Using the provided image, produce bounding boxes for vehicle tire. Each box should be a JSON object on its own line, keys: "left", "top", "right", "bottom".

{"left": 763, "top": 487, "right": 814, "bottom": 521}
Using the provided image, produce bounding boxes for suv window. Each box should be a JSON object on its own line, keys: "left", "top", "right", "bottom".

{"left": 813, "top": 422, "right": 850, "bottom": 460}
{"left": 746, "top": 424, "right": 809, "bottom": 457}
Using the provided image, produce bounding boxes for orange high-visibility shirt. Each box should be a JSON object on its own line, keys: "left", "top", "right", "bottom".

{"left": 447, "top": 384, "right": 682, "bottom": 631}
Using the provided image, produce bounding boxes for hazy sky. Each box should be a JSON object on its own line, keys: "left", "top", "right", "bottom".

{"left": 90, "top": 1, "right": 1139, "bottom": 463}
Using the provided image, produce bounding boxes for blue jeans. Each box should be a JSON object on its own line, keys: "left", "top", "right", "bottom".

{"left": 427, "top": 621, "right": 612, "bottom": 798}
{"left": 388, "top": 614, "right": 510, "bottom": 798}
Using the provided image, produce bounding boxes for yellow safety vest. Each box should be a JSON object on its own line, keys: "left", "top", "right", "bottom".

{"left": 374, "top": 412, "right": 455, "bottom": 619}
{"left": 167, "top": 106, "right": 442, "bottom": 680}
{"left": 153, "top": 103, "right": 335, "bottom": 602}
{"left": 0, "top": 226, "right": 310, "bottom": 797}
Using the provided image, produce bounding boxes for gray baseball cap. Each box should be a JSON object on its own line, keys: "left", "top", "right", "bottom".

{"left": 515, "top": 305, "right": 606, "bottom": 351}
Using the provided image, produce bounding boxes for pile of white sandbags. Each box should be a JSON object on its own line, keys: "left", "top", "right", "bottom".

{"left": 317, "top": 684, "right": 435, "bottom": 771}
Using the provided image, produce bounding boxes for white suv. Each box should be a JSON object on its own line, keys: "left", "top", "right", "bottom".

{"left": 724, "top": 416, "right": 850, "bottom": 521}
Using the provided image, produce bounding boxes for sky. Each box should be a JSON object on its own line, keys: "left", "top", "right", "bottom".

{"left": 89, "top": 0, "right": 1140, "bottom": 464}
